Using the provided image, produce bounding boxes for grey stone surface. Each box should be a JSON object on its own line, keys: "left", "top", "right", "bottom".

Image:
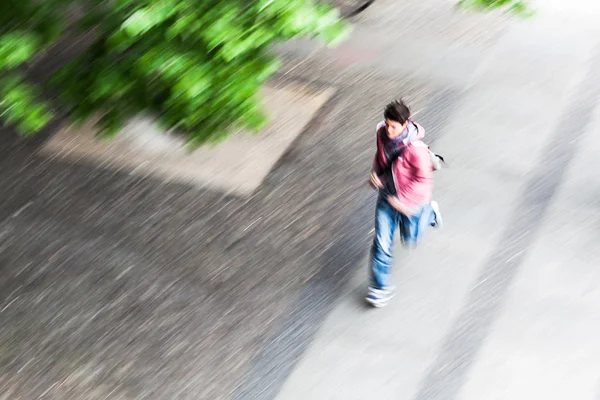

{"left": 0, "top": 77, "right": 437, "bottom": 399}
{"left": 40, "top": 84, "right": 335, "bottom": 197}
{"left": 275, "top": 1, "right": 600, "bottom": 400}
{"left": 233, "top": 87, "right": 462, "bottom": 400}
{"left": 413, "top": 44, "right": 600, "bottom": 400}
{"left": 3, "top": 0, "right": 600, "bottom": 399}
{"left": 459, "top": 81, "right": 600, "bottom": 400}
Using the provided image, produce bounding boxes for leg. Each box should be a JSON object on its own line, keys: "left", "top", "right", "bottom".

{"left": 369, "top": 196, "right": 399, "bottom": 290}
{"left": 430, "top": 200, "right": 443, "bottom": 228}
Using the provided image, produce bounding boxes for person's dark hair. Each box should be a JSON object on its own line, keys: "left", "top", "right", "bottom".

{"left": 384, "top": 99, "right": 411, "bottom": 124}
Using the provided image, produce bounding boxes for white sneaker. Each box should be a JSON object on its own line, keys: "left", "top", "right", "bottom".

{"left": 366, "top": 286, "right": 396, "bottom": 308}
{"left": 430, "top": 201, "right": 443, "bottom": 228}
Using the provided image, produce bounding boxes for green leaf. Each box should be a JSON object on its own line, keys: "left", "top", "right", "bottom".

{"left": 122, "top": 10, "right": 154, "bottom": 36}
{"left": 19, "top": 105, "right": 53, "bottom": 135}
{"left": 244, "top": 108, "right": 269, "bottom": 132}
{"left": 319, "top": 22, "right": 352, "bottom": 47}
{"left": 285, "top": 5, "right": 318, "bottom": 33}
{"left": 121, "top": 0, "right": 181, "bottom": 37}
{"left": 0, "top": 32, "right": 41, "bottom": 70}
{"left": 166, "top": 14, "right": 201, "bottom": 40}
{"left": 458, "top": 0, "right": 531, "bottom": 13}
{"left": 106, "top": 30, "right": 132, "bottom": 51}
{"left": 511, "top": 1, "right": 534, "bottom": 17}
{"left": 0, "top": 73, "right": 53, "bottom": 136}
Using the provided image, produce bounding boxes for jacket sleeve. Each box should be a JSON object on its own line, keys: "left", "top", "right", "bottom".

{"left": 372, "top": 125, "right": 385, "bottom": 175}
{"left": 372, "top": 151, "right": 383, "bottom": 175}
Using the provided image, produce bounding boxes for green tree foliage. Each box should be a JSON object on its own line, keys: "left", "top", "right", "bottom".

{"left": 0, "top": 0, "right": 349, "bottom": 144}
{"left": 458, "top": 0, "right": 531, "bottom": 16}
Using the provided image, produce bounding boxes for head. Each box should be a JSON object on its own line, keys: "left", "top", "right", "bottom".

{"left": 383, "top": 99, "right": 410, "bottom": 138}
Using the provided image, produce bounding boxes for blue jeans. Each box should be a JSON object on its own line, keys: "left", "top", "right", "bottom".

{"left": 369, "top": 194, "right": 435, "bottom": 290}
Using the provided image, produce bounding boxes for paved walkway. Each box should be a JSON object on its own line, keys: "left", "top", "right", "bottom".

{"left": 272, "top": 0, "right": 600, "bottom": 399}
{"left": 2, "top": 0, "right": 600, "bottom": 399}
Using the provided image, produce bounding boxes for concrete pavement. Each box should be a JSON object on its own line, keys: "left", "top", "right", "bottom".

{"left": 273, "top": 1, "right": 600, "bottom": 399}
{"left": 2, "top": 0, "right": 600, "bottom": 398}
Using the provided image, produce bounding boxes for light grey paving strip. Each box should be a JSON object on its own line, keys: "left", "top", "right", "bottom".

{"left": 413, "top": 47, "right": 600, "bottom": 400}
{"left": 232, "top": 87, "right": 463, "bottom": 400}
{"left": 416, "top": 88, "right": 461, "bottom": 143}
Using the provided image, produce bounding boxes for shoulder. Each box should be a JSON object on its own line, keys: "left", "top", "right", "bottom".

{"left": 406, "top": 141, "right": 431, "bottom": 162}
{"left": 411, "top": 121, "right": 425, "bottom": 133}
{"left": 410, "top": 140, "right": 429, "bottom": 149}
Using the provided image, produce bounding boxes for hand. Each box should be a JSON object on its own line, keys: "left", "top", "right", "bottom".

{"left": 387, "top": 195, "right": 417, "bottom": 216}
{"left": 370, "top": 172, "right": 383, "bottom": 190}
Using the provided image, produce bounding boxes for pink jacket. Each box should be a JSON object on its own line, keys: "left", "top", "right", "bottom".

{"left": 372, "top": 121, "right": 434, "bottom": 209}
